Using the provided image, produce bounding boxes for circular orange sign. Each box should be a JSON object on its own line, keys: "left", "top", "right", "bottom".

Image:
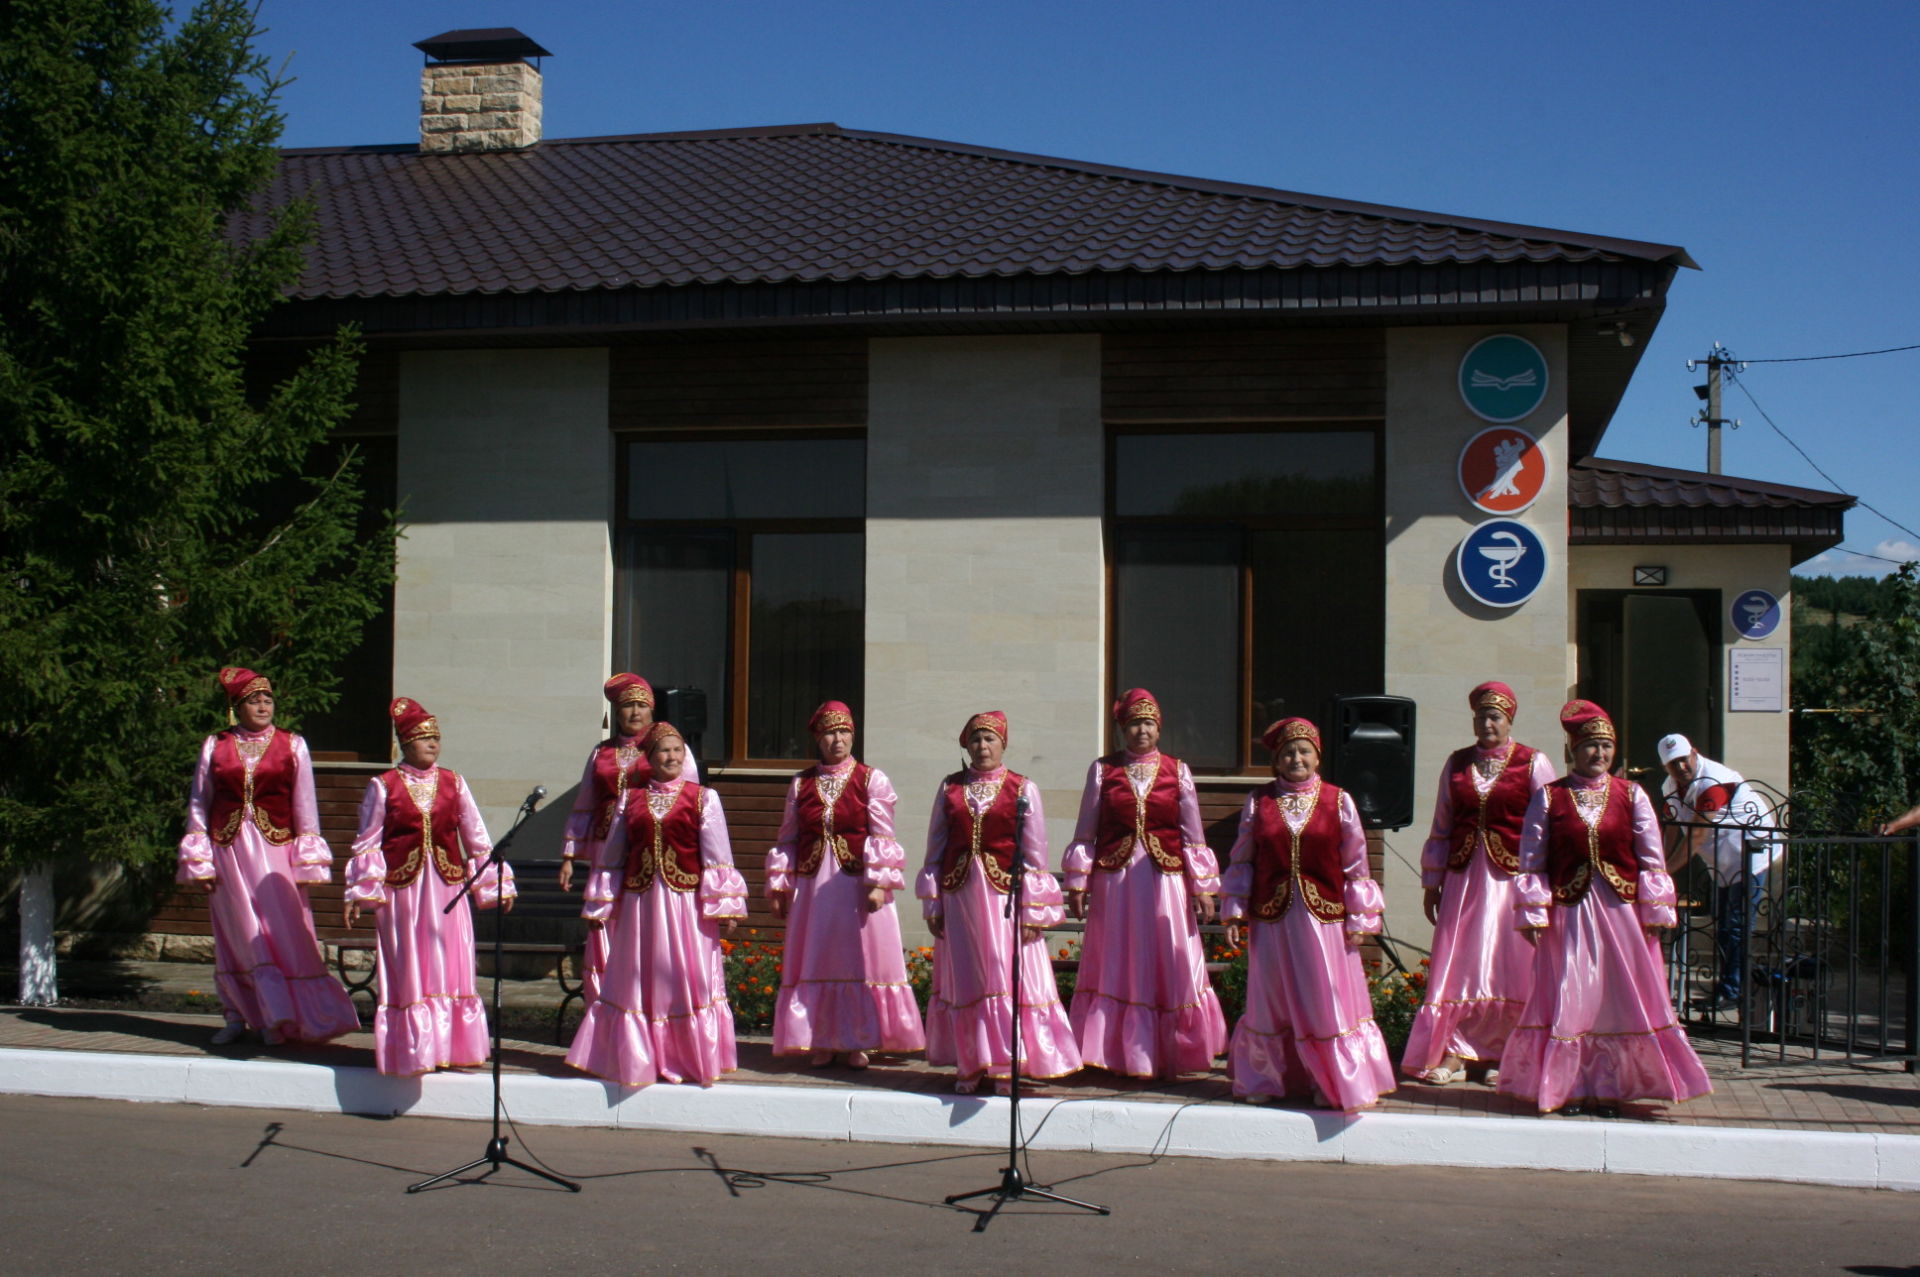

{"left": 1457, "top": 426, "right": 1547, "bottom": 515}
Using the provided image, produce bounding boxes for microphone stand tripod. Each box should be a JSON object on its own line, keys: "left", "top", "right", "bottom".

{"left": 408, "top": 787, "right": 580, "bottom": 1193}
{"left": 945, "top": 789, "right": 1106, "bottom": 1231}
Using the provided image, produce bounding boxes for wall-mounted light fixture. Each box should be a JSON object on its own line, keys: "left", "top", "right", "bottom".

{"left": 1634, "top": 565, "right": 1668, "bottom": 586}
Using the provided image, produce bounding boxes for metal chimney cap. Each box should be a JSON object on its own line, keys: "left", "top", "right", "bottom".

{"left": 413, "top": 28, "right": 552, "bottom": 62}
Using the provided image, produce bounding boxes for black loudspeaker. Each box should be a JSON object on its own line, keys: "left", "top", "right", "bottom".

{"left": 658, "top": 687, "right": 709, "bottom": 738}
{"left": 1324, "top": 694, "right": 1416, "bottom": 830}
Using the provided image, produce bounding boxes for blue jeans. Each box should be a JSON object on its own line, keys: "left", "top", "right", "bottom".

{"left": 1710, "top": 873, "right": 1767, "bottom": 1002}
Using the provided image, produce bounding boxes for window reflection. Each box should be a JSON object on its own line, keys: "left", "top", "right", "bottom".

{"left": 1114, "top": 432, "right": 1377, "bottom": 518}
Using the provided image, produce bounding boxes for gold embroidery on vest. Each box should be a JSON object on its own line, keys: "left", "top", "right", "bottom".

{"left": 797, "top": 768, "right": 861, "bottom": 877}
{"left": 941, "top": 776, "right": 1016, "bottom": 894}
{"left": 625, "top": 786, "right": 702, "bottom": 895}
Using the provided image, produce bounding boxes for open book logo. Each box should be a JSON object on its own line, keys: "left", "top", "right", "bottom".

{"left": 1468, "top": 369, "right": 1539, "bottom": 393}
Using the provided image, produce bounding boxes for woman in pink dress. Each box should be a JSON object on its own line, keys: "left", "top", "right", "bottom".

{"left": 1063, "top": 688, "right": 1226, "bottom": 1078}
{"left": 1499, "top": 700, "right": 1712, "bottom": 1117}
{"left": 765, "top": 700, "right": 925, "bottom": 1067}
{"left": 916, "top": 711, "right": 1081, "bottom": 1094}
{"left": 567, "top": 721, "right": 745, "bottom": 1088}
{"left": 1223, "top": 718, "right": 1395, "bottom": 1110}
{"left": 175, "top": 666, "right": 359, "bottom": 1047}
{"left": 557, "top": 674, "right": 697, "bottom": 1008}
{"left": 1402, "top": 681, "right": 1557, "bottom": 1087}
{"left": 342, "top": 697, "right": 515, "bottom": 1076}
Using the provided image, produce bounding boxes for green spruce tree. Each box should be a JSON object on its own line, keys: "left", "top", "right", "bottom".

{"left": 0, "top": 0, "right": 393, "bottom": 1002}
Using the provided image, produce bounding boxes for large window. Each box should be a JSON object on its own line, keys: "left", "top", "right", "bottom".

{"left": 615, "top": 433, "right": 864, "bottom": 764}
{"left": 1109, "top": 426, "right": 1383, "bottom": 772}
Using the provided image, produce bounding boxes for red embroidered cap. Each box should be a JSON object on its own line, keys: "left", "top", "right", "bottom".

{"left": 1559, "top": 699, "right": 1616, "bottom": 744}
{"left": 1111, "top": 688, "right": 1162, "bottom": 726}
{"left": 603, "top": 673, "right": 654, "bottom": 707}
{"left": 1469, "top": 681, "right": 1517, "bottom": 717}
{"left": 389, "top": 697, "right": 440, "bottom": 744}
{"left": 641, "top": 720, "right": 684, "bottom": 753}
{"left": 1260, "top": 717, "right": 1321, "bottom": 754}
{"left": 809, "top": 700, "right": 855, "bottom": 736}
{"left": 218, "top": 666, "right": 272, "bottom": 703}
{"left": 959, "top": 710, "right": 1008, "bottom": 747}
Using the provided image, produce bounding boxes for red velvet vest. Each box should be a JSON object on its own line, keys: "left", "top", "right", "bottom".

{"left": 207, "top": 728, "right": 299, "bottom": 847}
{"left": 793, "top": 763, "right": 871, "bottom": 877}
{"left": 588, "top": 739, "right": 652, "bottom": 841}
{"left": 1444, "top": 743, "right": 1538, "bottom": 876}
{"left": 938, "top": 770, "right": 1027, "bottom": 895}
{"left": 1248, "top": 781, "right": 1348, "bottom": 923}
{"left": 1093, "top": 752, "right": 1188, "bottom": 874}
{"left": 623, "top": 783, "right": 705, "bottom": 895}
{"left": 1543, "top": 776, "right": 1640, "bottom": 906}
{"left": 378, "top": 767, "right": 466, "bottom": 888}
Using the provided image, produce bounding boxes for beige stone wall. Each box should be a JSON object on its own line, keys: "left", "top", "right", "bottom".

{"left": 1382, "top": 325, "right": 1572, "bottom": 950}
{"left": 865, "top": 336, "right": 1106, "bottom": 944}
{"left": 419, "top": 60, "right": 542, "bottom": 154}
{"left": 1566, "top": 543, "right": 1793, "bottom": 790}
{"left": 393, "top": 349, "right": 612, "bottom": 834}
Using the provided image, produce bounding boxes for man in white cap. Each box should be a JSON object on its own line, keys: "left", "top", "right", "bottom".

{"left": 1658, "top": 734, "right": 1779, "bottom": 1013}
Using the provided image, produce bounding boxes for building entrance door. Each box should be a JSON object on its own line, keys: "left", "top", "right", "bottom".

{"left": 1577, "top": 589, "right": 1721, "bottom": 782}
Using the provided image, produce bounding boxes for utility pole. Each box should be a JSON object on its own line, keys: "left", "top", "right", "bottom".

{"left": 1688, "top": 343, "right": 1743, "bottom": 474}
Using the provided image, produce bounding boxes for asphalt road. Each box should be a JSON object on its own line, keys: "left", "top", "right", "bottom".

{"left": 5, "top": 1094, "right": 1916, "bottom": 1275}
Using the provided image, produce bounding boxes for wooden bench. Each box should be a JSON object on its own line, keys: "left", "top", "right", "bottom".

{"left": 330, "top": 856, "right": 587, "bottom": 1044}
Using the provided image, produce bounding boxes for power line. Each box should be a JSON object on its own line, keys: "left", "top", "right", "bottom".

{"left": 1726, "top": 371, "right": 1920, "bottom": 543}
{"left": 1831, "top": 546, "right": 1917, "bottom": 567}
{"left": 1740, "top": 342, "right": 1920, "bottom": 364}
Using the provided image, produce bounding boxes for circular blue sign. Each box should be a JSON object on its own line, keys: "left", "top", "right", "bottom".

{"left": 1731, "top": 589, "right": 1782, "bottom": 640}
{"left": 1455, "top": 518, "right": 1549, "bottom": 608}
{"left": 1459, "top": 334, "right": 1550, "bottom": 424}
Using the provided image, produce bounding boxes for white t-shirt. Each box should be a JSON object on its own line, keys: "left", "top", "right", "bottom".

{"left": 1661, "top": 754, "right": 1781, "bottom": 884}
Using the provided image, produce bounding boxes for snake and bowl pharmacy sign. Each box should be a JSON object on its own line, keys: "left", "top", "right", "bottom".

{"left": 1455, "top": 518, "right": 1549, "bottom": 608}
{"left": 1459, "top": 335, "right": 1549, "bottom": 423}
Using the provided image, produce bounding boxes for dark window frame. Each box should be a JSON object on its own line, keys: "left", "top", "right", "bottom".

{"left": 613, "top": 428, "right": 866, "bottom": 768}
{"left": 1105, "top": 420, "right": 1387, "bottom": 774}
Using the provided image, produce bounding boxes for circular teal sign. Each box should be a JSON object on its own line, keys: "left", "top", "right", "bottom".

{"left": 1459, "top": 335, "right": 1549, "bottom": 423}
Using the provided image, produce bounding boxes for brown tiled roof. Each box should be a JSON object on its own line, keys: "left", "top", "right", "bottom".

{"left": 250, "top": 123, "right": 1694, "bottom": 301}
{"left": 1569, "top": 457, "right": 1852, "bottom": 563}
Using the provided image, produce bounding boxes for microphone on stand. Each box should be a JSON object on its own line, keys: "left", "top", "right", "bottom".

{"left": 518, "top": 785, "right": 547, "bottom": 817}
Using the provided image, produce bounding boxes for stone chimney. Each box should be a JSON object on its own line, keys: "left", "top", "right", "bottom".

{"left": 413, "top": 28, "right": 550, "bottom": 155}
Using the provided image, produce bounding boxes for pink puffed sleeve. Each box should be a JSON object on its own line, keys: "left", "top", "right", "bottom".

{"left": 1016, "top": 779, "right": 1064, "bottom": 929}
{"left": 764, "top": 774, "right": 804, "bottom": 898}
{"left": 286, "top": 734, "right": 333, "bottom": 885}
{"left": 1060, "top": 760, "right": 1104, "bottom": 892}
{"left": 175, "top": 736, "right": 219, "bottom": 884}
{"left": 1219, "top": 793, "right": 1259, "bottom": 922}
{"left": 1511, "top": 788, "right": 1553, "bottom": 931}
{"left": 1529, "top": 750, "right": 1559, "bottom": 791}
{"left": 1629, "top": 783, "right": 1677, "bottom": 929}
{"left": 1337, "top": 790, "right": 1383, "bottom": 936}
{"left": 559, "top": 748, "right": 599, "bottom": 863}
{"left": 1419, "top": 761, "right": 1456, "bottom": 889}
{"left": 343, "top": 778, "right": 390, "bottom": 909}
{"left": 697, "top": 788, "right": 747, "bottom": 921}
{"left": 450, "top": 773, "right": 513, "bottom": 908}
{"left": 1175, "top": 760, "right": 1220, "bottom": 895}
{"left": 863, "top": 767, "right": 907, "bottom": 894}
{"left": 580, "top": 819, "right": 623, "bottom": 925}
{"left": 915, "top": 786, "right": 948, "bottom": 920}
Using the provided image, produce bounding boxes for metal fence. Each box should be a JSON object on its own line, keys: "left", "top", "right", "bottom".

{"left": 1663, "top": 780, "right": 1918, "bottom": 1069}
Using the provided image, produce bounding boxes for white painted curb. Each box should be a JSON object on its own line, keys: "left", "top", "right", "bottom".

{"left": 2, "top": 1047, "right": 1914, "bottom": 1190}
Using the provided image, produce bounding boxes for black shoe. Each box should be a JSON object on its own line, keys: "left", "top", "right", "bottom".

{"left": 1593, "top": 1104, "right": 1621, "bottom": 1119}
{"left": 1556, "top": 1102, "right": 1586, "bottom": 1116}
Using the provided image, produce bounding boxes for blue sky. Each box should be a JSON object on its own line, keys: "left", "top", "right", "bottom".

{"left": 256, "top": 0, "right": 1920, "bottom": 575}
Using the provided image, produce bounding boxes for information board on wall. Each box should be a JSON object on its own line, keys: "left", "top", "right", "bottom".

{"left": 1729, "top": 647, "right": 1784, "bottom": 712}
